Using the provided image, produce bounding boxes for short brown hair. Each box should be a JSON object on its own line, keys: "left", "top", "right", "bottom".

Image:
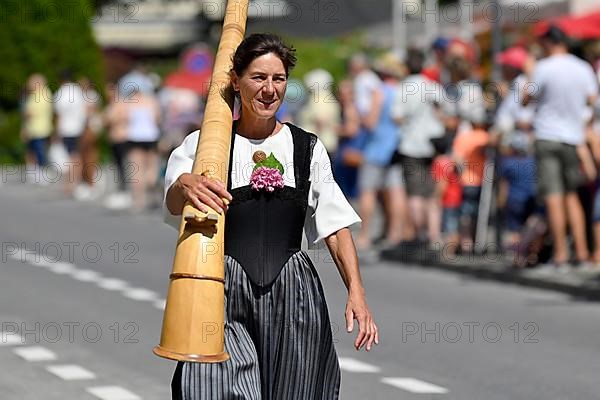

{"left": 232, "top": 33, "right": 297, "bottom": 77}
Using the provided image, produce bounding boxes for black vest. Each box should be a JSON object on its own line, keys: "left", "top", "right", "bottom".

{"left": 225, "top": 123, "right": 317, "bottom": 287}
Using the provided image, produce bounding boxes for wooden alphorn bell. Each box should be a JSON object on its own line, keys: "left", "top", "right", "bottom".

{"left": 154, "top": 0, "right": 249, "bottom": 363}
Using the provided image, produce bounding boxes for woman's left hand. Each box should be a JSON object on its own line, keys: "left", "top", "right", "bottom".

{"left": 345, "top": 289, "right": 379, "bottom": 351}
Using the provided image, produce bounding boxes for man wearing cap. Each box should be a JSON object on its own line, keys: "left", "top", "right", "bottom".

{"left": 495, "top": 46, "right": 535, "bottom": 153}
{"left": 392, "top": 48, "right": 446, "bottom": 245}
{"left": 524, "top": 26, "right": 599, "bottom": 268}
{"left": 422, "top": 37, "right": 449, "bottom": 84}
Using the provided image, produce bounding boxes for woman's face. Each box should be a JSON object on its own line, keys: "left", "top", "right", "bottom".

{"left": 232, "top": 53, "right": 287, "bottom": 120}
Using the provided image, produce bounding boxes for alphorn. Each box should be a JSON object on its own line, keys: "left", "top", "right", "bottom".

{"left": 154, "top": 0, "right": 250, "bottom": 363}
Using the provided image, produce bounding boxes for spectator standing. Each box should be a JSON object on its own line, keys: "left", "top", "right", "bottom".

{"left": 392, "top": 48, "right": 445, "bottom": 244}
{"left": 494, "top": 47, "right": 536, "bottom": 153}
{"left": 298, "top": 68, "right": 341, "bottom": 157}
{"left": 76, "top": 77, "right": 103, "bottom": 200}
{"left": 126, "top": 87, "right": 162, "bottom": 212}
{"left": 356, "top": 53, "right": 409, "bottom": 250}
{"left": 350, "top": 53, "right": 384, "bottom": 248}
{"left": 103, "top": 83, "right": 132, "bottom": 210}
{"left": 333, "top": 79, "right": 363, "bottom": 199}
{"left": 351, "top": 54, "right": 383, "bottom": 141}
{"left": 497, "top": 134, "right": 537, "bottom": 253}
{"left": 452, "top": 122, "right": 490, "bottom": 253}
{"left": 54, "top": 70, "right": 87, "bottom": 196}
{"left": 588, "top": 61, "right": 600, "bottom": 265}
{"left": 431, "top": 137, "right": 462, "bottom": 255}
{"left": 493, "top": 46, "right": 538, "bottom": 254}
{"left": 333, "top": 53, "right": 381, "bottom": 200}
{"left": 22, "top": 74, "right": 53, "bottom": 177}
{"left": 524, "top": 26, "right": 599, "bottom": 267}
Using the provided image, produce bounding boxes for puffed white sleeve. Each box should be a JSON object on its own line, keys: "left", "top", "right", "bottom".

{"left": 304, "top": 138, "right": 361, "bottom": 246}
{"left": 162, "top": 130, "right": 199, "bottom": 230}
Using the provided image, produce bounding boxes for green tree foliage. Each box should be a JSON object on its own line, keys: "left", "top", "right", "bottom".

{"left": 0, "top": 0, "right": 104, "bottom": 162}
{"left": 286, "top": 33, "right": 367, "bottom": 84}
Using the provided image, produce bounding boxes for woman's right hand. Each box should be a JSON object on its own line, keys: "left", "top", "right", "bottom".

{"left": 174, "top": 172, "right": 233, "bottom": 215}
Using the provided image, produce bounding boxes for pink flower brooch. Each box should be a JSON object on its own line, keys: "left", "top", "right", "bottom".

{"left": 250, "top": 150, "right": 285, "bottom": 192}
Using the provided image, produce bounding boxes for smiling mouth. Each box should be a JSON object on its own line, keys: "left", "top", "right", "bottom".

{"left": 258, "top": 99, "right": 276, "bottom": 106}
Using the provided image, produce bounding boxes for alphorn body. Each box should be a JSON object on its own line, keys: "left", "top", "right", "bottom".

{"left": 154, "top": 0, "right": 250, "bottom": 363}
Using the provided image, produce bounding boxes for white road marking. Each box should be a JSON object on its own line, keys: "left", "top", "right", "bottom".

{"left": 0, "top": 334, "right": 25, "bottom": 346}
{"left": 6, "top": 248, "right": 164, "bottom": 397}
{"left": 46, "top": 364, "right": 96, "bottom": 380}
{"left": 14, "top": 346, "right": 57, "bottom": 362}
{"left": 71, "top": 269, "right": 102, "bottom": 282}
{"left": 86, "top": 386, "right": 141, "bottom": 400}
{"left": 48, "top": 261, "right": 77, "bottom": 274}
{"left": 23, "top": 253, "right": 51, "bottom": 267}
{"left": 97, "top": 278, "right": 129, "bottom": 291}
{"left": 9, "top": 247, "right": 164, "bottom": 310}
{"left": 8, "top": 249, "right": 57, "bottom": 268}
{"left": 381, "top": 377, "right": 449, "bottom": 394}
{"left": 123, "top": 288, "right": 158, "bottom": 302}
{"left": 8, "top": 248, "right": 53, "bottom": 268}
{"left": 338, "top": 357, "right": 381, "bottom": 373}
{"left": 154, "top": 299, "right": 166, "bottom": 310}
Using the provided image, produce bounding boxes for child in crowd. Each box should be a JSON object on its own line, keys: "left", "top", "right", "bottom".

{"left": 432, "top": 136, "right": 462, "bottom": 255}
{"left": 498, "top": 133, "right": 537, "bottom": 254}
{"left": 452, "top": 123, "right": 490, "bottom": 253}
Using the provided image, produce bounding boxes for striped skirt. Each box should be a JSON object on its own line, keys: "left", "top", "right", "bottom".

{"left": 171, "top": 251, "right": 341, "bottom": 400}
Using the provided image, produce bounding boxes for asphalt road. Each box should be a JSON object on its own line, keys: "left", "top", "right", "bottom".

{"left": 2, "top": 180, "right": 600, "bottom": 399}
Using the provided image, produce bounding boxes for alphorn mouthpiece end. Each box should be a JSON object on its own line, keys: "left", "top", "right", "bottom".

{"left": 184, "top": 213, "right": 219, "bottom": 228}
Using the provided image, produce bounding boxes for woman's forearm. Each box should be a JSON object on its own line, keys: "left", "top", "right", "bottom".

{"left": 362, "top": 90, "right": 383, "bottom": 131}
{"left": 165, "top": 177, "right": 186, "bottom": 216}
{"left": 325, "top": 228, "right": 364, "bottom": 294}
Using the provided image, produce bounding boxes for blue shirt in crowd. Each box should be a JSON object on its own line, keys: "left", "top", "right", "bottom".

{"left": 500, "top": 155, "right": 536, "bottom": 204}
{"left": 363, "top": 82, "right": 401, "bottom": 166}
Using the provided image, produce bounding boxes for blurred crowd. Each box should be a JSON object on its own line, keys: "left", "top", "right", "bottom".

{"left": 18, "top": 25, "right": 600, "bottom": 270}
{"left": 293, "top": 25, "right": 600, "bottom": 271}
{"left": 318, "top": 25, "right": 600, "bottom": 272}
{"left": 19, "top": 66, "right": 202, "bottom": 213}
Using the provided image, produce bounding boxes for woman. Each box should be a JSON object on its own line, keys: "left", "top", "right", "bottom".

{"left": 127, "top": 86, "right": 161, "bottom": 211}
{"left": 356, "top": 53, "right": 410, "bottom": 250}
{"left": 22, "top": 74, "right": 53, "bottom": 172}
{"left": 333, "top": 79, "right": 364, "bottom": 199}
{"left": 76, "top": 77, "right": 103, "bottom": 200}
{"left": 164, "top": 33, "right": 378, "bottom": 400}
{"left": 104, "top": 83, "right": 129, "bottom": 193}
{"left": 54, "top": 70, "right": 87, "bottom": 196}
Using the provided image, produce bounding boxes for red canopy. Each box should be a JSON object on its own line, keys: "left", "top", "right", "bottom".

{"left": 535, "top": 10, "right": 600, "bottom": 39}
{"left": 163, "top": 70, "right": 212, "bottom": 96}
{"left": 163, "top": 45, "right": 214, "bottom": 96}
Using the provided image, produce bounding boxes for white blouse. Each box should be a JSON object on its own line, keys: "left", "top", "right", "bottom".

{"left": 163, "top": 124, "right": 361, "bottom": 245}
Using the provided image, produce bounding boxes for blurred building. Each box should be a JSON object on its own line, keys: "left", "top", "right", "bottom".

{"left": 571, "top": 0, "right": 600, "bottom": 15}
{"left": 371, "top": 0, "right": 581, "bottom": 51}
{"left": 92, "top": 0, "right": 291, "bottom": 54}
{"left": 91, "top": 0, "right": 600, "bottom": 69}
